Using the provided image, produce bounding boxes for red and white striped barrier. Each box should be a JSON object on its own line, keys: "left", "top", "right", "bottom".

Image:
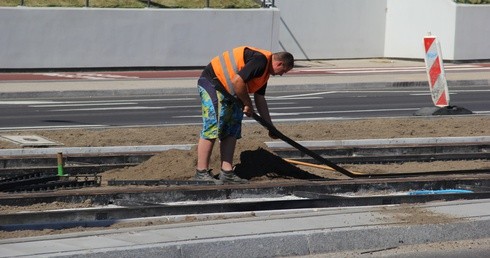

{"left": 423, "top": 35, "right": 450, "bottom": 107}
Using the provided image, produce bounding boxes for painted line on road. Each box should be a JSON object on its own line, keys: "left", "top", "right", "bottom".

{"left": 410, "top": 93, "right": 458, "bottom": 96}
{"left": 38, "top": 73, "right": 140, "bottom": 80}
{"left": 53, "top": 105, "right": 200, "bottom": 112}
{"left": 268, "top": 96, "right": 323, "bottom": 100}
{"left": 0, "top": 100, "right": 57, "bottom": 105}
{"left": 29, "top": 102, "right": 138, "bottom": 107}
{"left": 54, "top": 107, "right": 166, "bottom": 112}
{"left": 410, "top": 89, "right": 490, "bottom": 96}
{"left": 268, "top": 91, "right": 337, "bottom": 99}
{"left": 270, "top": 106, "right": 312, "bottom": 110}
{"left": 268, "top": 108, "right": 419, "bottom": 116}
{"left": 299, "top": 67, "right": 490, "bottom": 74}
{"left": 296, "top": 65, "right": 485, "bottom": 73}
{"left": 175, "top": 108, "right": 420, "bottom": 118}
{"left": 0, "top": 98, "right": 196, "bottom": 105}
{"left": 263, "top": 102, "right": 297, "bottom": 105}
{"left": 0, "top": 124, "right": 107, "bottom": 131}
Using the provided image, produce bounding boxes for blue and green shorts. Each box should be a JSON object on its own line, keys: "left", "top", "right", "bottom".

{"left": 198, "top": 77, "right": 243, "bottom": 140}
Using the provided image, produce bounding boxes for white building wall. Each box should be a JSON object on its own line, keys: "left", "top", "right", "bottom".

{"left": 1, "top": 1, "right": 490, "bottom": 69}
{"left": 0, "top": 7, "right": 279, "bottom": 69}
{"left": 275, "top": 0, "right": 387, "bottom": 60}
{"left": 383, "top": 0, "right": 457, "bottom": 60}
{"left": 454, "top": 4, "right": 490, "bottom": 60}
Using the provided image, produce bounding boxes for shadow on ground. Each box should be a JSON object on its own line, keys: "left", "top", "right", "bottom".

{"left": 234, "top": 147, "right": 324, "bottom": 180}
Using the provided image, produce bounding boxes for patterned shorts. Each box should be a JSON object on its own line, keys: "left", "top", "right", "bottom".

{"left": 198, "top": 77, "right": 243, "bottom": 140}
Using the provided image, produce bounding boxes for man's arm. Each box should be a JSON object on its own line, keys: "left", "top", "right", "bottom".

{"left": 233, "top": 49, "right": 268, "bottom": 117}
{"left": 254, "top": 93, "right": 278, "bottom": 139}
{"left": 254, "top": 93, "right": 271, "bottom": 123}
{"left": 231, "top": 74, "right": 254, "bottom": 117}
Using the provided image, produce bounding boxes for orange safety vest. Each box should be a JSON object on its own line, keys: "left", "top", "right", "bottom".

{"left": 210, "top": 46, "right": 272, "bottom": 94}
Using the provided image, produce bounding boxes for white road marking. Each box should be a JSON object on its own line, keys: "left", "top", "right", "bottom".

{"left": 410, "top": 93, "right": 458, "bottom": 96}
{"left": 266, "top": 117, "right": 362, "bottom": 122}
{"left": 29, "top": 102, "right": 138, "bottom": 107}
{"left": 269, "top": 108, "right": 419, "bottom": 116}
{"left": 270, "top": 106, "right": 312, "bottom": 110}
{"left": 0, "top": 100, "right": 57, "bottom": 105}
{"left": 175, "top": 108, "right": 420, "bottom": 118}
{"left": 53, "top": 105, "right": 200, "bottom": 112}
{"left": 268, "top": 91, "right": 336, "bottom": 99}
{"left": 266, "top": 102, "right": 297, "bottom": 105}
{"left": 54, "top": 107, "right": 168, "bottom": 111}
{"left": 296, "top": 65, "right": 488, "bottom": 74}
{"left": 38, "top": 73, "right": 139, "bottom": 80}
{"left": 0, "top": 125, "right": 107, "bottom": 131}
{"left": 0, "top": 98, "right": 196, "bottom": 105}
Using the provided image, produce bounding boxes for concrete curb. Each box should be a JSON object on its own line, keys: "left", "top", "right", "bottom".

{"left": 1, "top": 199, "right": 489, "bottom": 258}
{"left": 50, "top": 220, "right": 489, "bottom": 258}
{"left": 265, "top": 136, "right": 490, "bottom": 148}
{"left": 0, "top": 144, "right": 194, "bottom": 156}
{"left": 2, "top": 135, "right": 488, "bottom": 156}
{"left": 1, "top": 136, "right": 487, "bottom": 156}
{"left": 93, "top": 220, "right": 489, "bottom": 258}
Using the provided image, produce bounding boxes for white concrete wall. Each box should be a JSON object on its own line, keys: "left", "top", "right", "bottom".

{"left": 0, "top": 7, "right": 279, "bottom": 69}
{"left": 384, "top": 0, "right": 457, "bottom": 60}
{"left": 275, "top": 0, "right": 387, "bottom": 60}
{"left": 1, "top": 1, "right": 489, "bottom": 69}
{"left": 277, "top": 0, "right": 490, "bottom": 61}
{"left": 454, "top": 4, "right": 490, "bottom": 60}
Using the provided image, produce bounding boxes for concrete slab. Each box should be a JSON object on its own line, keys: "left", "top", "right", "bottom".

{"left": 0, "top": 144, "right": 194, "bottom": 156}
{"left": 265, "top": 136, "right": 490, "bottom": 148}
{"left": 0, "top": 135, "right": 63, "bottom": 147}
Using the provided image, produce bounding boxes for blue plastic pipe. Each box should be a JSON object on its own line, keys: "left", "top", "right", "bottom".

{"left": 408, "top": 189, "right": 474, "bottom": 195}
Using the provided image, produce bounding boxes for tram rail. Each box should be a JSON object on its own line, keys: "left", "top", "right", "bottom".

{"left": 0, "top": 138, "right": 489, "bottom": 231}
{"left": 1, "top": 173, "right": 489, "bottom": 231}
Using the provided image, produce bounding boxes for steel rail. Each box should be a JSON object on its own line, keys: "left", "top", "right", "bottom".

{"left": 1, "top": 174, "right": 489, "bottom": 231}
{"left": 1, "top": 191, "right": 489, "bottom": 231}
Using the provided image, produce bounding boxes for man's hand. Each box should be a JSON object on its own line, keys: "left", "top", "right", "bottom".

{"left": 243, "top": 105, "right": 253, "bottom": 117}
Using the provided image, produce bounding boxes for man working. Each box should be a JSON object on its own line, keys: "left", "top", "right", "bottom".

{"left": 195, "top": 46, "right": 294, "bottom": 184}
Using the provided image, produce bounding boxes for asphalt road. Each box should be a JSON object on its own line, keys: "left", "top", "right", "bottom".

{"left": 1, "top": 60, "right": 489, "bottom": 130}
{"left": 0, "top": 85, "right": 488, "bottom": 130}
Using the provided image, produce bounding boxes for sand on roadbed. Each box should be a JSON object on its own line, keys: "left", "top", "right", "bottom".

{"left": 0, "top": 115, "right": 489, "bottom": 182}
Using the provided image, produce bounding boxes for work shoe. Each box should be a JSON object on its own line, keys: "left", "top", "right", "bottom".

{"left": 194, "top": 169, "right": 222, "bottom": 185}
{"left": 219, "top": 169, "right": 248, "bottom": 184}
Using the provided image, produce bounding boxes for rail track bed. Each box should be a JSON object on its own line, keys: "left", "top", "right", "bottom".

{"left": 0, "top": 137, "right": 489, "bottom": 231}
{"left": 1, "top": 173, "right": 489, "bottom": 231}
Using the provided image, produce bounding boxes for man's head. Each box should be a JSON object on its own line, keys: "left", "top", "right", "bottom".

{"left": 270, "top": 51, "right": 294, "bottom": 76}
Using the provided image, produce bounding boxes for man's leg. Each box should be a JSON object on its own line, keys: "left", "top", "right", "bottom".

{"left": 197, "top": 137, "right": 215, "bottom": 171}
{"left": 195, "top": 137, "right": 221, "bottom": 184}
{"left": 219, "top": 135, "right": 247, "bottom": 184}
{"left": 194, "top": 77, "right": 221, "bottom": 183}
{"left": 219, "top": 135, "right": 236, "bottom": 171}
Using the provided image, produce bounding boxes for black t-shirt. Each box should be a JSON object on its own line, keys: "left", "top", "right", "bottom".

{"left": 201, "top": 48, "right": 268, "bottom": 95}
